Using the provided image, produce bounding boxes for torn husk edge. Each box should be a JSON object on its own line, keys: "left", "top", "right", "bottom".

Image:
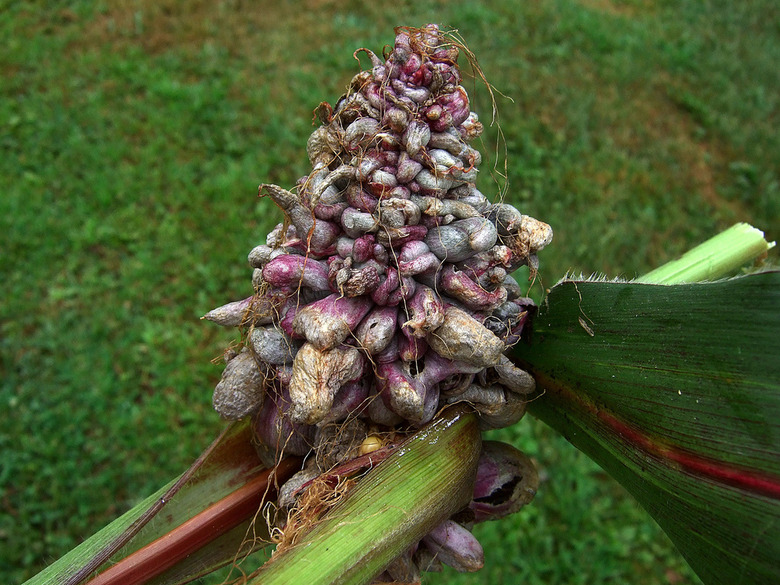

{"left": 249, "top": 405, "right": 481, "bottom": 585}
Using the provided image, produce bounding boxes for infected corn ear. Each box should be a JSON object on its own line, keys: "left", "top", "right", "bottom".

{"left": 203, "top": 24, "right": 552, "bottom": 581}
{"left": 204, "top": 20, "right": 551, "bottom": 456}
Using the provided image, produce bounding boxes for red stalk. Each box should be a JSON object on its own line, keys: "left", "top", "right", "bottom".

{"left": 84, "top": 457, "right": 301, "bottom": 585}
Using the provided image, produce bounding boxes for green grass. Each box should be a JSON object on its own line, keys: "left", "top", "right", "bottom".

{"left": 1, "top": 0, "right": 777, "bottom": 583}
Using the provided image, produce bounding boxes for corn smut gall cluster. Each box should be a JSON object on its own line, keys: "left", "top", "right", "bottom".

{"left": 204, "top": 25, "right": 549, "bottom": 580}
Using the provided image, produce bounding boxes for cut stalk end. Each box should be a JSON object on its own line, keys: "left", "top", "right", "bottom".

{"left": 635, "top": 222, "right": 774, "bottom": 285}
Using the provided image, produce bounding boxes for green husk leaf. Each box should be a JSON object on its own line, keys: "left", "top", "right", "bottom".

{"left": 515, "top": 271, "right": 780, "bottom": 585}
{"left": 25, "top": 420, "right": 286, "bottom": 585}
{"left": 251, "top": 406, "right": 482, "bottom": 585}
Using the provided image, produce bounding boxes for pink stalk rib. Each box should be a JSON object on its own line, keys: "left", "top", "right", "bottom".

{"left": 83, "top": 457, "right": 301, "bottom": 585}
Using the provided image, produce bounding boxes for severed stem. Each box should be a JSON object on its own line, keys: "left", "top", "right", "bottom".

{"left": 635, "top": 222, "right": 774, "bottom": 285}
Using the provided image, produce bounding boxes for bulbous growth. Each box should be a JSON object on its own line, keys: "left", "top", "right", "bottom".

{"left": 205, "top": 25, "right": 549, "bottom": 434}
{"left": 203, "top": 24, "right": 549, "bottom": 579}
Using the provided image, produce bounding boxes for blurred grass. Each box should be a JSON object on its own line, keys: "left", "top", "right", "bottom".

{"left": 1, "top": 0, "right": 777, "bottom": 583}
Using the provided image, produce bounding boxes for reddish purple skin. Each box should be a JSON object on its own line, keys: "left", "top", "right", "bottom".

{"left": 418, "top": 351, "right": 482, "bottom": 388}
{"left": 431, "top": 46, "right": 458, "bottom": 62}
{"left": 397, "top": 241, "right": 440, "bottom": 278}
{"left": 376, "top": 360, "right": 435, "bottom": 424}
{"left": 503, "top": 310, "right": 530, "bottom": 346}
{"left": 469, "top": 441, "right": 537, "bottom": 523}
{"left": 400, "top": 52, "right": 422, "bottom": 78}
{"left": 252, "top": 384, "right": 315, "bottom": 459}
{"left": 356, "top": 304, "right": 398, "bottom": 355}
{"left": 420, "top": 214, "right": 444, "bottom": 229}
{"left": 346, "top": 185, "right": 379, "bottom": 212}
{"left": 399, "top": 250, "right": 440, "bottom": 277}
{"left": 370, "top": 269, "right": 399, "bottom": 306}
{"left": 374, "top": 334, "right": 400, "bottom": 364}
{"left": 397, "top": 155, "right": 423, "bottom": 184}
{"left": 398, "top": 239, "right": 430, "bottom": 261}
{"left": 427, "top": 107, "right": 453, "bottom": 133}
{"left": 387, "top": 185, "right": 411, "bottom": 200}
{"left": 433, "top": 59, "right": 461, "bottom": 86}
{"left": 357, "top": 155, "right": 381, "bottom": 182}
{"left": 398, "top": 327, "right": 428, "bottom": 362}
{"left": 409, "top": 61, "right": 434, "bottom": 87}
{"left": 279, "top": 301, "right": 302, "bottom": 339}
{"left": 314, "top": 201, "right": 348, "bottom": 221}
{"left": 368, "top": 169, "right": 398, "bottom": 197}
{"left": 385, "top": 275, "right": 417, "bottom": 306}
{"left": 202, "top": 296, "right": 254, "bottom": 327}
{"left": 376, "top": 348, "right": 482, "bottom": 424}
{"left": 437, "top": 87, "right": 470, "bottom": 128}
{"left": 322, "top": 379, "right": 371, "bottom": 423}
{"left": 363, "top": 81, "right": 384, "bottom": 110}
{"left": 422, "top": 520, "right": 484, "bottom": 571}
{"left": 302, "top": 219, "right": 342, "bottom": 257}
{"left": 336, "top": 236, "right": 355, "bottom": 259}
{"left": 402, "top": 284, "right": 445, "bottom": 337}
{"left": 384, "top": 224, "right": 428, "bottom": 248}
{"left": 472, "top": 455, "right": 502, "bottom": 502}
{"left": 299, "top": 293, "right": 373, "bottom": 332}
{"left": 456, "top": 248, "right": 512, "bottom": 279}
{"left": 352, "top": 234, "right": 376, "bottom": 263}
{"left": 263, "top": 255, "right": 331, "bottom": 292}
{"left": 439, "top": 265, "right": 507, "bottom": 311}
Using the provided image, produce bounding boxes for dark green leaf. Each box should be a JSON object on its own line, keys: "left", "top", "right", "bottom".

{"left": 515, "top": 272, "right": 780, "bottom": 585}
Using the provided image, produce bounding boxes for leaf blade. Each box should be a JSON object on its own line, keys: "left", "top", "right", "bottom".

{"left": 516, "top": 272, "right": 780, "bottom": 585}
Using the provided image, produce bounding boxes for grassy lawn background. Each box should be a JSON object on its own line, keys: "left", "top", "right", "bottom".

{"left": 2, "top": 1, "right": 777, "bottom": 583}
